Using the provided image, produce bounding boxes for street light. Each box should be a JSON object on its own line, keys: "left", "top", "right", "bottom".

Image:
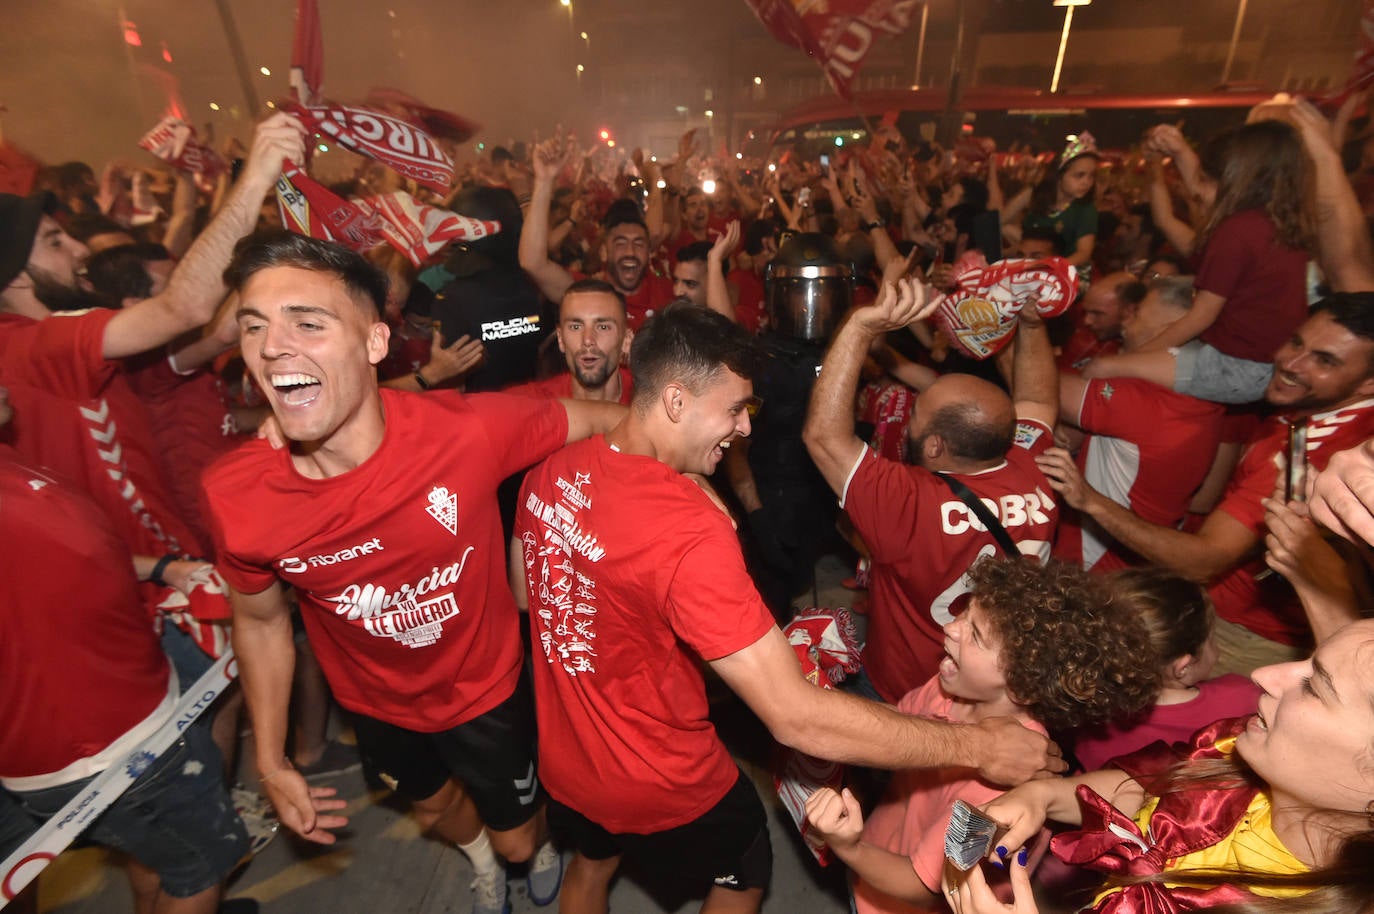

{"left": 1050, "top": 0, "right": 1091, "bottom": 94}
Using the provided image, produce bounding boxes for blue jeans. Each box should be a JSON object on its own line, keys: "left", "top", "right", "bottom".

{"left": 12, "top": 724, "right": 247, "bottom": 897}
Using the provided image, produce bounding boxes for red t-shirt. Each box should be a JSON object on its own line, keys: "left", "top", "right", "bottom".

{"left": 1073, "top": 674, "right": 1260, "bottom": 773}
{"left": 123, "top": 353, "right": 247, "bottom": 549}
{"left": 621, "top": 274, "right": 675, "bottom": 331}
{"left": 507, "top": 367, "right": 634, "bottom": 405}
{"left": 0, "top": 446, "right": 170, "bottom": 779}
{"left": 1195, "top": 209, "right": 1309, "bottom": 363}
{"left": 516, "top": 437, "right": 775, "bottom": 832}
{"left": 842, "top": 420, "right": 1059, "bottom": 702}
{"left": 204, "top": 388, "right": 569, "bottom": 731}
{"left": 1209, "top": 398, "right": 1374, "bottom": 645}
{"left": 1056, "top": 327, "right": 1120, "bottom": 375}
{"left": 0, "top": 310, "right": 223, "bottom": 630}
{"left": 728, "top": 268, "right": 766, "bottom": 334}
{"left": 1055, "top": 378, "right": 1223, "bottom": 572}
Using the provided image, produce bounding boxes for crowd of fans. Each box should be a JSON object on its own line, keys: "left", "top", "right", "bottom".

{"left": 3, "top": 81, "right": 1374, "bottom": 914}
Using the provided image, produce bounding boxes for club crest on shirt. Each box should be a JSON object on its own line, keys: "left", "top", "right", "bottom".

{"left": 426, "top": 485, "right": 458, "bottom": 535}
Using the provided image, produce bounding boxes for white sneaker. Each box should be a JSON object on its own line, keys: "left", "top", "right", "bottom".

{"left": 471, "top": 866, "right": 510, "bottom": 914}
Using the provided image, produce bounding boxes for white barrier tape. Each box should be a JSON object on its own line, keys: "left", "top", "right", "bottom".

{"left": 0, "top": 650, "right": 238, "bottom": 905}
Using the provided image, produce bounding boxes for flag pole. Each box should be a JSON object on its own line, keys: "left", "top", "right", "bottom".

{"left": 213, "top": 0, "right": 262, "bottom": 117}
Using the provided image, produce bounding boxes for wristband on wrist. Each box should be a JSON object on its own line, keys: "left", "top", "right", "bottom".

{"left": 259, "top": 758, "right": 294, "bottom": 784}
{"left": 149, "top": 554, "right": 177, "bottom": 588}
{"left": 414, "top": 370, "right": 434, "bottom": 391}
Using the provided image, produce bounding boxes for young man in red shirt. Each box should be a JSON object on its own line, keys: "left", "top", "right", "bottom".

{"left": 515, "top": 297, "right": 1062, "bottom": 914}
{"left": 202, "top": 233, "right": 623, "bottom": 914}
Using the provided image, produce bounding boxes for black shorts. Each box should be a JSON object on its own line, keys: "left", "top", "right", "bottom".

{"left": 548, "top": 768, "right": 772, "bottom": 893}
{"left": 348, "top": 674, "right": 542, "bottom": 832}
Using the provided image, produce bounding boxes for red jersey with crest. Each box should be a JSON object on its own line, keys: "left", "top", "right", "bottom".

{"left": 1054, "top": 378, "right": 1223, "bottom": 572}
{"left": 203, "top": 388, "right": 568, "bottom": 731}
{"left": 516, "top": 437, "right": 775, "bottom": 832}
{"left": 841, "top": 419, "right": 1059, "bottom": 703}
{"left": 1208, "top": 398, "right": 1374, "bottom": 646}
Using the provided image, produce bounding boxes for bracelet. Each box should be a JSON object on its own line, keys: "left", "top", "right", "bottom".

{"left": 149, "top": 554, "right": 177, "bottom": 588}
{"left": 259, "top": 759, "right": 294, "bottom": 784}
{"left": 414, "top": 369, "right": 434, "bottom": 391}
{"left": 863, "top": 219, "right": 887, "bottom": 231}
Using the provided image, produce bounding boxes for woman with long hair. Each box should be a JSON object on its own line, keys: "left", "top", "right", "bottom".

{"left": 946, "top": 617, "right": 1374, "bottom": 914}
{"left": 1083, "top": 120, "right": 1313, "bottom": 405}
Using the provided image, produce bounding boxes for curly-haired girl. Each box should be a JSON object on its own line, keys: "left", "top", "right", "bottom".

{"left": 805, "top": 557, "right": 1159, "bottom": 914}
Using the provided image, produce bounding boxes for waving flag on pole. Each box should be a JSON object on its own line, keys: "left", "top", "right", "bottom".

{"left": 291, "top": 0, "right": 323, "bottom": 104}
{"left": 744, "top": 0, "right": 921, "bottom": 99}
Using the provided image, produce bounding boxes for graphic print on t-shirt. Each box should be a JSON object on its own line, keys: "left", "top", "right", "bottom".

{"left": 323, "top": 543, "right": 475, "bottom": 649}
{"left": 522, "top": 470, "right": 606, "bottom": 676}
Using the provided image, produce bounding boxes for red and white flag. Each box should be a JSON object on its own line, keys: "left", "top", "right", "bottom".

{"left": 291, "top": 0, "right": 324, "bottom": 104}
{"left": 138, "top": 117, "right": 229, "bottom": 180}
{"left": 357, "top": 191, "right": 501, "bottom": 267}
{"left": 275, "top": 162, "right": 385, "bottom": 253}
{"left": 291, "top": 104, "right": 455, "bottom": 194}
{"left": 744, "top": 0, "right": 921, "bottom": 99}
{"left": 932, "top": 254, "right": 1080, "bottom": 361}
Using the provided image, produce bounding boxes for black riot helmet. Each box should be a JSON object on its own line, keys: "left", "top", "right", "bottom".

{"left": 764, "top": 232, "right": 852, "bottom": 341}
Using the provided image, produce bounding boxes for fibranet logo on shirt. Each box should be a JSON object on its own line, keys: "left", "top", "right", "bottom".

{"left": 278, "top": 537, "right": 385, "bottom": 574}
{"left": 481, "top": 314, "right": 542, "bottom": 341}
{"left": 325, "top": 546, "right": 475, "bottom": 649}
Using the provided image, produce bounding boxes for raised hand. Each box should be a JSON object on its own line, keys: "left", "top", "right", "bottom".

{"left": 803, "top": 787, "right": 864, "bottom": 852}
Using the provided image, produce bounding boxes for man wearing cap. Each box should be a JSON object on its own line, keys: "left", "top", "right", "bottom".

{"left": 0, "top": 114, "right": 306, "bottom": 664}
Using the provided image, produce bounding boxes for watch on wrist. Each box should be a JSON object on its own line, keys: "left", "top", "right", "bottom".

{"left": 863, "top": 219, "right": 887, "bottom": 232}
{"left": 414, "top": 370, "right": 434, "bottom": 391}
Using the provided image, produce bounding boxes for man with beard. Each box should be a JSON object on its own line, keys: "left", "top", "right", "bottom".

{"left": 665, "top": 187, "right": 723, "bottom": 264}
{"left": 1036, "top": 294, "right": 1374, "bottom": 675}
{"left": 0, "top": 113, "right": 306, "bottom": 664}
{"left": 509, "top": 279, "right": 633, "bottom": 405}
{"left": 521, "top": 139, "right": 673, "bottom": 331}
{"left": 803, "top": 282, "right": 1061, "bottom": 704}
